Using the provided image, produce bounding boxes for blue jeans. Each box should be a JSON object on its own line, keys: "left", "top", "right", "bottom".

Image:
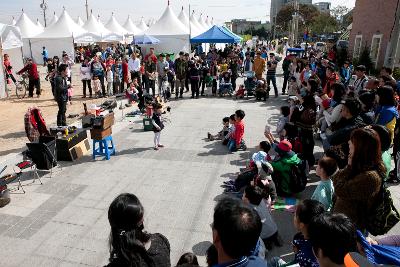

{"left": 267, "top": 75, "right": 278, "bottom": 96}
{"left": 228, "top": 139, "right": 237, "bottom": 152}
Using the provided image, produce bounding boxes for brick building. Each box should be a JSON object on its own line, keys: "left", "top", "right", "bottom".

{"left": 349, "top": 0, "right": 400, "bottom": 69}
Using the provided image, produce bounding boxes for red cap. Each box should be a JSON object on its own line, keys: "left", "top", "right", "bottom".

{"left": 278, "top": 140, "right": 292, "bottom": 152}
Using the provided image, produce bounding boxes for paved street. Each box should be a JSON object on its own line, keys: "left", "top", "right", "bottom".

{"left": 0, "top": 75, "right": 399, "bottom": 267}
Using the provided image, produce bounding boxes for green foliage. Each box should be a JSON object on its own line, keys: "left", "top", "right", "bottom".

{"left": 243, "top": 26, "right": 269, "bottom": 39}
{"left": 310, "top": 13, "right": 339, "bottom": 34}
{"left": 336, "top": 48, "right": 349, "bottom": 67}
{"left": 353, "top": 46, "right": 374, "bottom": 74}
{"left": 276, "top": 4, "right": 319, "bottom": 31}
{"left": 393, "top": 68, "right": 400, "bottom": 81}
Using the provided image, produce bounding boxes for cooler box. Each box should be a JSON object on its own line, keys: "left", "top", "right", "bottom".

{"left": 143, "top": 118, "right": 153, "bottom": 131}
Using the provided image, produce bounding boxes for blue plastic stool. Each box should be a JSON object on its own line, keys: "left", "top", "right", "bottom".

{"left": 92, "top": 135, "right": 116, "bottom": 160}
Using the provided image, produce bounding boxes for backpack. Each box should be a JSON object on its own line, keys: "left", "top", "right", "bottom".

{"left": 290, "top": 159, "right": 308, "bottom": 193}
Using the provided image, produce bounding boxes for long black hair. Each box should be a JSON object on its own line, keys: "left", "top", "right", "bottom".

{"left": 108, "top": 193, "right": 154, "bottom": 267}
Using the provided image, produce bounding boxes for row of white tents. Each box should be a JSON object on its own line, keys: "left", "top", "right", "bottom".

{"left": 9, "top": 4, "right": 215, "bottom": 64}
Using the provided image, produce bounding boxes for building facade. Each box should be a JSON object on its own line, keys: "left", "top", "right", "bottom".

{"left": 231, "top": 19, "right": 262, "bottom": 34}
{"left": 314, "top": 2, "right": 331, "bottom": 13}
{"left": 349, "top": 0, "right": 400, "bottom": 69}
{"left": 270, "top": 0, "right": 312, "bottom": 25}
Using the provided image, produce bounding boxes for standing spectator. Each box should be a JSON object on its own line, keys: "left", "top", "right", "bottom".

{"left": 106, "top": 193, "right": 171, "bottom": 267}
{"left": 332, "top": 127, "right": 384, "bottom": 232}
{"left": 80, "top": 58, "right": 92, "bottom": 98}
{"left": 157, "top": 54, "right": 169, "bottom": 95}
{"left": 230, "top": 57, "right": 239, "bottom": 91}
{"left": 128, "top": 53, "right": 141, "bottom": 86}
{"left": 145, "top": 56, "right": 157, "bottom": 96}
{"left": 266, "top": 53, "right": 278, "bottom": 98}
{"left": 152, "top": 103, "right": 165, "bottom": 150}
{"left": 106, "top": 65, "right": 114, "bottom": 97}
{"left": 113, "top": 59, "right": 123, "bottom": 94}
{"left": 166, "top": 54, "right": 175, "bottom": 94}
{"left": 144, "top": 47, "right": 157, "bottom": 64}
{"left": 253, "top": 51, "right": 265, "bottom": 80}
{"left": 340, "top": 61, "right": 352, "bottom": 86}
{"left": 174, "top": 52, "right": 187, "bottom": 99}
{"left": 212, "top": 197, "right": 266, "bottom": 267}
{"left": 62, "top": 54, "right": 74, "bottom": 83}
{"left": 17, "top": 58, "right": 41, "bottom": 98}
{"left": 281, "top": 55, "right": 292, "bottom": 95}
{"left": 121, "top": 57, "right": 129, "bottom": 91}
{"left": 3, "top": 54, "right": 16, "bottom": 85}
{"left": 189, "top": 61, "right": 200, "bottom": 99}
{"left": 54, "top": 64, "right": 69, "bottom": 126}
{"left": 91, "top": 56, "right": 106, "bottom": 97}
{"left": 323, "top": 66, "right": 338, "bottom": 98}
{"left": 42, "top": 46, "right": 48, "bottom": 66}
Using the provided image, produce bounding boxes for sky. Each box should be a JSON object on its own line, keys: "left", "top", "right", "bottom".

{"left": 0, "top": 0, "right": 356, "bottom": 26}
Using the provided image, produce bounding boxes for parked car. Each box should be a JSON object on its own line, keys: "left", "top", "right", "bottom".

{"left": 314, "top": 42, "right": 327, "bottom": 51}
{"left": 336, "top": 40, "right": 349, "bottom": 50}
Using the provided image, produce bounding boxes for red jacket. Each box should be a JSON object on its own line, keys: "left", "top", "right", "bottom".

{"left": 122, "top": 62, "right": 129, "bottom": 82}
{"left": 18, "top": 63, "right": 39, "bottom": 80}
{"left": 233, "top": 121, "right": 245, "bottom": 145}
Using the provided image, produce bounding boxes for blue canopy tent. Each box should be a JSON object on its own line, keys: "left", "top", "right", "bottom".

{"left": 191, "top": 25, "right": 241, "bottom": 43}
{"left": 132, "top": 34, "right": 160, "bottom": 45}
{"left": 220, "top": 25, "right": 243, "bottom": 43}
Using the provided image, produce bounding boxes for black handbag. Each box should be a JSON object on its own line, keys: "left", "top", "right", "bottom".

{"left": 367, "top": 178, "right": 400, "bottom": 236}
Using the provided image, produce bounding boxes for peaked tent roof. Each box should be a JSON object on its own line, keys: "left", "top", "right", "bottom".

{"left": 221, "top": 25, "right": 242, "bottom": 41}
{"left": 36, "top": 19, "right": 44, "bottom": 30}
{"left": 191, "top": 25, "right": 241, "bottom": 43}
{"left": 205, "top": 16, "right": 212, "bottom": 27}
{"left": 11, "top": 17, "right": 16, "bottom": 26}
{"left": 76, "top": 16, "right": 84, "bottom": 26}
{"left": 82, "top": 13, "right": 110, "bottom": 36}
{"left": 144, "top": 5, "right": 189, "bottom": 36}
{"left": 48, "top": 12, "right": 59, "bottom": 26}
{"left": 198, "top": 14, "right": 209, "bottom": 31}
{"left": 178, "top": 8, "right": 203, "bottom": 37}
{"left": 123, "top": 16, "right": 142, "bottom": 35}
{"left": 33, "top": 10, "right": 86, "bottom": 38}
{"left": 105, "top": 14, "right": 128, "bottom": 35}
{"left": 137, "top": 18, "right": 148, "bottom": 32}
{"left": 15, "top": 12, "right": 43, "bottom": 38}
{"left": 0, "top": 23, "right": 23, "bottom": 49}
{"left": 190, "top": 13, "right": 204, "bottom": 33}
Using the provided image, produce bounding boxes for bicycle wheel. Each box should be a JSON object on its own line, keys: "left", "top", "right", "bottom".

{"left": 16, "top": 82, "right": 27, "bottom": 99}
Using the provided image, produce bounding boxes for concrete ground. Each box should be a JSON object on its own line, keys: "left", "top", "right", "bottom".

{"left": 0, "top": 74, "right": 399, "bottom": 267}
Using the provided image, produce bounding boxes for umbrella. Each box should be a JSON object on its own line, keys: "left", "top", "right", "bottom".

{"left": 132, "top": 34, "right": 160, "bottom": 45}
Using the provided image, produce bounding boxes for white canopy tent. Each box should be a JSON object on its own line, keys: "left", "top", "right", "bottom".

{"left": 190, "top": 12, "right": 205, "bottom": 33}
{"left": 29, "top": 10, "right": 86, "bottom": 64}
{"left": 11, "top": 17, "right": 16, "bottom": 26}
{"left": 143, "top": 4, "right": 190, "bottom": 54}
{"left": 137, "top": 17, "right": 149, "bottom": 32}
{"left": 104, "top": 13, "right": 127, "bottom": 41}
{"left": 76, "top": 12, "right": 110, "bottom": 43}
{"left": 48, "top": 12, "right": 59, "bottom": 26}
{"left": 198, "top": 14, "right": 209, "bottom": 31}
{"left": 123, "top": 16, "right": 142, "bottom": 36}
{"left": 0, "top": 23, "right": 24, "bottom": 98}
{"left": 36, "top": 19, "right": 44, "bottom": 30}
{"left": 76, "top": 16, "right": 84, "bottom": 27}
{"left": 178, "top": 8, "right": 203, "bottom": 38}
{"left": 15, "top": 12, "right": 43, "bottom": 58}
{"left": 205, "top": 16, "right": 213, "bottom": 28}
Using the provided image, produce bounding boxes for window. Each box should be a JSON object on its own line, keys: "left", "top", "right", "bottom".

{"left": 353, "top": 35, "right": 362, "bottom": 59}
{"left": 370, "top": 34, "right": 383, "bottom": 65}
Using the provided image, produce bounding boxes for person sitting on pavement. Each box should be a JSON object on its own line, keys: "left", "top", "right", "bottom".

{"left": 208, "top": 117, "right": 230, "bottom": 141}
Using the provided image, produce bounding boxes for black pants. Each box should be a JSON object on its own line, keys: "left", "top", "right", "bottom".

{"left": 82, "top": 80, "right": 92, "bottom": 96}
{"left": 199, "top": 77, "right": 205, "bottom": 95}
{"left": 191, "top": 79, "right": 199, "bottom": 97}
{"left": 212, "top": 79, "right": 217, "bottom": 95}
{"left": 113, "top": 80, "right": 121, "bottom": 94}
{"left": 175, "top": 79, "right": 185, "bottom": 97}
{"left": 97, "top": 75, "right": 106, "bottom": 96}
{"left": 282, "top": 73, "right": 289, "bottom": 93}
{"left": 231, "top": 75, "right": 237, "bottom": 92}
{"left": 300, "top": 128, "right": 315, "bottom": 168}
{"left": 267, "top": 76, "right": 278, "bottom": 96}
{"left": 6, "top": 73, "right": 16, "bottom": 83}
{"left": 185, "top": 77, "right": 189, "bottom": 91}
{"left": 57, "top": 101, "right": 67, "bottom": 126}
{"left": 28, "top": 78, "right": 41, "bottom": 97}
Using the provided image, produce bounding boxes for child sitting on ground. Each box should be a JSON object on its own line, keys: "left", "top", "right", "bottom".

{"left": 288, "top": 76, "right": 299, "bottom": 97}
{"left": 223, "top": 114, "right": 236, "bottom": 145}
{"left": 207, "top": 117, "right": 229, "bottom": 141}
{"left": 228, "top": 109, "right": 246, "bottom": 152}
{"left": 235, "top": 84, "right": 245, "bottom": 99}
{"left": 242, "top": 185, "right": 283, "bottom": 251}
{"left": 311, "top": 156, "right": 337, "bottom": 211}
{"left": 292, "top": 199, "right": 325, "bottom": 267}
{"left": 127, "top": 79, "right": 139, "bottom": 102}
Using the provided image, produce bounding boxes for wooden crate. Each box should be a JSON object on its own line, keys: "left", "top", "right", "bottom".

{"left": 93, "top": 113, "right": 115, "bottom": 130}
{"left": 90, "top": 127, "right": 112, "bottom": 140}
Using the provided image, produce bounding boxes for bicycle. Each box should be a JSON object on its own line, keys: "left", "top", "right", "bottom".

{"left": 15, "top": 73, "right": 28, "bottom": 99}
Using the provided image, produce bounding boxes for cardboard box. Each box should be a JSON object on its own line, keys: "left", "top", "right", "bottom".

{"left": 93, "top": 113, "right": 115, "bottom": 130}
{"left": 90, "top": 127, "right": 112, "bottom": 140}
{"left": 70, "top": 139, "right": 90, "bottom": 161}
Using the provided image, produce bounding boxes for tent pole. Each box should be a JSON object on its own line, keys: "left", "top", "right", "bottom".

{"left": 189, "top": 4, "right": 191, "bottom": 52}
{"left": 29, "top": 39, "right": 32, "bottom": 59}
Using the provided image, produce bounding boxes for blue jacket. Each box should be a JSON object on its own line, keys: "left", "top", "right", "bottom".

{"left": 375, "top": 105, "right": 399, "bottom": 125}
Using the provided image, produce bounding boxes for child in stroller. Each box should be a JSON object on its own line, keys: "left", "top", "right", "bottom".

{"left": 244, "top": 71, "right": 257, "bottom": 97}
{"left": 219, "top": 71, "right": 233, "bottom": 96}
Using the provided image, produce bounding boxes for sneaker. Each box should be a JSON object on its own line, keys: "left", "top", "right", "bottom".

{"left": 154, "top": 147, "right": 159, "bottom": 150}
{"left": 158, "top": 144, "right": 164, "bottom": 148}
{"left": 207, "top": 132, "right": 211, "bottom": 139}
{"left": 223, "top": 180, "right": 235, "bottom": 185}
{"left": 179, "top": 95, "right": 183, "bottom": 98}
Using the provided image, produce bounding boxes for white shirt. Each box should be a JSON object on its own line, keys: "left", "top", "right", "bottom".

{"left": 251, "top": 200, "right": 277, "bottom": 239}
{"left": 128, "top": 58, "right": 140, "bottom": 72}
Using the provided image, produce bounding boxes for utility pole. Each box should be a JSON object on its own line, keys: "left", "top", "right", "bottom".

{"left": 40, "top": 0, "right": 48, "bottom": 27}
{"left": 85, "top": 0, "right": 89, "bottom": 20}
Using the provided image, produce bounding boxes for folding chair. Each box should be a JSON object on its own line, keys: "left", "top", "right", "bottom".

{"left": 26, "top": 136, "right": 58, "bottom": 178}
{"left": 0, "top": 165, "right": 25, "bottom": 193}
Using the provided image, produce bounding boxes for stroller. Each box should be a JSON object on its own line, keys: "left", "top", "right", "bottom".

{"left": 244, "top": 71, "right": 257, "bottom": 98}
{"left": 219, "top": 71, "right": 233, "bottom": 96}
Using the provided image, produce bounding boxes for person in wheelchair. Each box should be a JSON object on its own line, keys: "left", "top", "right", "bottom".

{"left": 219, "top": 70, "right": 233, "bottom": 96}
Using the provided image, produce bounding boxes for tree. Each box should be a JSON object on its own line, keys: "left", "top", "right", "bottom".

{"left": 310, "top": 13, "right": 339, "bottom": 34}
{"left": 331, "top": 5, "right": 350, "bottom": 22}
{"left": 275, "top": 3, "right": 319, "bottom": 31}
